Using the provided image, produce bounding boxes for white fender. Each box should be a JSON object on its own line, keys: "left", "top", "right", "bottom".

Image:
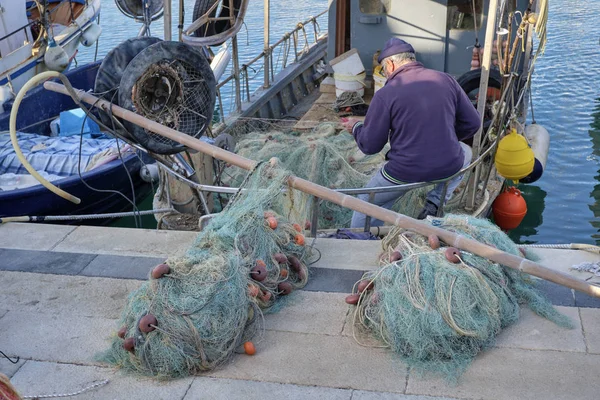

{"left": 80, "top": 23, "right": 102, "bottom": 47}
{"left": 44, "top": 38, "right": 69, "bottom": 72}
{"left": 525, "top": 123, "right": 550, "bottom": 170}
{"left": 210, "top": 43, "right": 231, "bottom": 82}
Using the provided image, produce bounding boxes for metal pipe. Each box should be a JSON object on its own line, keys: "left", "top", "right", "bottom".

{"left": 178, "top": 0, "right": 184, "bottom": 41}
{"left": 231, "top": 36, "right": 242, "bottom": 112}
{"left": 363, "top": 192, "right": 376, "bottom": 232}
{"left": 264, "top": 0, "right": 270, "bottom": 88}
{"left": 310, "top": 196, "right": 319, "bottom": 237}
{"left": 138, "top": 23, "right": 149, "bottom": 37}
{"left": 163, "top": 0, "right": 172, "bottom": 40}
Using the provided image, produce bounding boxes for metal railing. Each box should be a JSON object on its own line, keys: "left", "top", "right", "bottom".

{"left": 215, "top": 9, "right": 327, "bottom": 120}
{"left": 157, "top": 139, "right": 499, "bottom": 237}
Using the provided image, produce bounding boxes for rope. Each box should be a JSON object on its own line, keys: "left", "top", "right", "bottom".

{"left": 521, "top": 243, "right": 600, "bottom": 254}
{"left": 0, "top": 209, "right": 176, "bottom": 224}
{"left": 23, "top": 380, "right": 109, "bottom": 399}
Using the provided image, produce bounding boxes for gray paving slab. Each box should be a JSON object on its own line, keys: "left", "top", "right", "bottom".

{"left": 0, "top": 310, "right": 116, "bottom": 365}
{"left": 0, "top": 271, "right": 141, "bottom": 319}
{"left": 0, "top": 308, "right": 7, "bottom": 319}
{"left": 580, "top": 307, "right": 600, "bottom": 354}
{"left": 313, "top": 238, "right": 381, "bottom": 271}
{"left": 534, "top": 280, "right": 575, "bottom": 307}
{"left": 0, "top": 357, "right": 25, "bottom": 379}
{"left": 185, "top": 377, "right": 352, "bottom": 400}
{"left": 10, "top": 361, "right": 193, "bottom": 400}
{"left": 494, "top": 306, "right": 585, "bottom": 352}
{"left": 304, "top": 267, "right": 366, "bottom": 293}
{"left": 406, "top": 348, "right": 600, "bottom": 400}
{"left": 574, "top": 290, "right": 600, "bottom": 308}
{"left": 80, "top": 254, "right": 165, "bottom": 280}
{"left": 264, "top": 291, "right": 349, "bottom": 336}
{"left": 53, "top": 225, "right": 196, "bottom": 258}
{"left": 0, "top": 223, "right": 76, "bottom": 251}
{"left": 352, "top": 391, "right": 457, "bottom": 400}
{"left": 210, "top": 330, "right": 407, "bottom": 393}
{"left": 0, "top": 248, "right": 96, "bottom": 275}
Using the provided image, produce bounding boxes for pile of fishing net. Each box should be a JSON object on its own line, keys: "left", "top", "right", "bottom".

{"left": 98, "top": 161, "right": 314, "bottom": 378}
{"left": 347, "top": 214, "right": 573, "bottom": 381}
{"left": 221, "top": 121, "right": 387, "bottom": 228}
{"left": 220, "top": 121, "right": 482, "bottom": 227}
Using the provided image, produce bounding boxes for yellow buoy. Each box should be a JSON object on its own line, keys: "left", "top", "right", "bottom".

{"left": 495, "top": 128, "right": 535, "bottom": 182}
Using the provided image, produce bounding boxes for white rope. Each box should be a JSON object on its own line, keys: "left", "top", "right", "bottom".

{"left": 23, "top": 380, "right": 109, "bottom": 399}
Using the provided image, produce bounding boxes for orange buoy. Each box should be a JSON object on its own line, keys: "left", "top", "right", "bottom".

{"left": 492, "top": 187, "right": 527, "bottom": 231}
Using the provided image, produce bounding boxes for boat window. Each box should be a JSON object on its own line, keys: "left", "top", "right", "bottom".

{"left": 447, "top": 0, "right": 483, "bottom": 30}
{"left": 359, "top": 0, "right": 391, "bottom": 15}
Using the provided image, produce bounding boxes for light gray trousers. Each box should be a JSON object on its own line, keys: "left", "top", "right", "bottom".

{"left": 350, "top": 142, "right": 472, "bottom": 228}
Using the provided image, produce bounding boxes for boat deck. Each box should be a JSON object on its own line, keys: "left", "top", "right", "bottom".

{"left": 293, "top": 91, "right": 373, "bottom": 130}
{"left": 1, "top": 222, "right": 599, "bottom": 399}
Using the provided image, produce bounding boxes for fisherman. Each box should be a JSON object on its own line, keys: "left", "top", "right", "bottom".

{"left": 342, "top": 38, "right": 481, "bottom": 228}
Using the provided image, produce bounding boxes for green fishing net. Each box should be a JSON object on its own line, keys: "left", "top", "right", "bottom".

{"left": 98, "top": 161, "right": 314, "bottom": 378}
{"left": 350, "top": 214, "right": 573, "bottom": 382}
{"left": 221, "top": 121, "right": 388, "bottom": 227}
{"left": 220, "top": 121, "right": 487, "bottom": 227}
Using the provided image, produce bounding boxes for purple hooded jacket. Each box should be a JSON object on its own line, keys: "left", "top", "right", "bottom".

{"left": 352, "top": 62, "right": 481, "bottom": 183}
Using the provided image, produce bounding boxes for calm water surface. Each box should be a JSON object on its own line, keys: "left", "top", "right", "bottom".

{"left": 84, "top": 1, "right": 600, "bottom": 245}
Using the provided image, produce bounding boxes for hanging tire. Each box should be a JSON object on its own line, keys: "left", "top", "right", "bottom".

{"left": 192, "top": 0, "right": 219, "bottom": 38}
{"left": 118, "top": 41, "right": 217, "bottom": 155}
{"left": 94, "top": 36, "right": 162, "bottom": 138}
{"left": 192, "top": 0, "right": 243, "bottom": 46}
{"left": 456, "top": 68, "right": 503, "bottom": 145}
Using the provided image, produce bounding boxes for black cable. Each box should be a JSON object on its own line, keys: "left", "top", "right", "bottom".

{"left": 75, "top": 95, "right": 142, "bottom": 228}
{"left": 107, "top": 89, "right": 142, "bottom": 226}
{"left": 0, "top": 350, "right": 19, "bottom": 364}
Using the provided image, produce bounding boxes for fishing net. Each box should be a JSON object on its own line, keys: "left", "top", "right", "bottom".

{"left": 216, "top": 119, "right": 498, "bottom": 227}
{"left": 98, "top": 160, "right": 314, "bottom": 378}
{"left": 219, "top": 120, "right": 388, "bottom": 228}
{"left": 349, "top": 214, "right": 573, "bottom": 382}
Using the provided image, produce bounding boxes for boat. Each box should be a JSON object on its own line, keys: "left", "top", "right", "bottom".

{"left": 0, "top": 1, "right": 155, "bottom": 224}
{"left": 100, "top": 0, "right": 548, "bottom": 235}
{"left": 0, "top": 1, "right": 102, "bottom": 105}
{"left": 0, "top": 0, "right": 235, "bottom": 225}
{"left": 0, "top": 60, "right": 153, "bottom": 224}
{"left": 12, "top": 0, "right": 549, "bottom": 235}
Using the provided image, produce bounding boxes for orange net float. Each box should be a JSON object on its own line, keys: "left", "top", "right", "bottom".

{"left": 492, "top": 186, "right": 528, "bottom": 231}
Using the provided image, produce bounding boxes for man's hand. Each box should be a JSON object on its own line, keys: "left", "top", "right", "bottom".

{"left": 340, "top": 117, "right": 362, "bottom": 133}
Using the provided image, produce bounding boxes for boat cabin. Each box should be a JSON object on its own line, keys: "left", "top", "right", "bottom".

{"left": 327, "top": 0, "right": 529, "bottom": 77}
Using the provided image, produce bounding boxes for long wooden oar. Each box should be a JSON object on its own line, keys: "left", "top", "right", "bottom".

{"left": 43, "top": 80, "right": 600, "bottom": 299}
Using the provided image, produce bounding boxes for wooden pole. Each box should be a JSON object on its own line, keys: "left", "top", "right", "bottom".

{"left": 466, "top": 0, "right": 498, "bottom": 210}
{"left": 164, "top": 0, "right": 172, "bottom": 41}
{"left": 42, "top": 81, "right": 600, "bottom": 299}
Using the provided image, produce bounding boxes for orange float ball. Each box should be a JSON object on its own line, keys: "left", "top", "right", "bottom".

{"left": 243, "top": 341, "right": 256, "bottom": 355}
{"left": 492, "top": 187, "right": 527, "bottom": 231}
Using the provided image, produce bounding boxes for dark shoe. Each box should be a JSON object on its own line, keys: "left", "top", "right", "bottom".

{"left": 417, "top": 200, "right": 438, "bottom": 220}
